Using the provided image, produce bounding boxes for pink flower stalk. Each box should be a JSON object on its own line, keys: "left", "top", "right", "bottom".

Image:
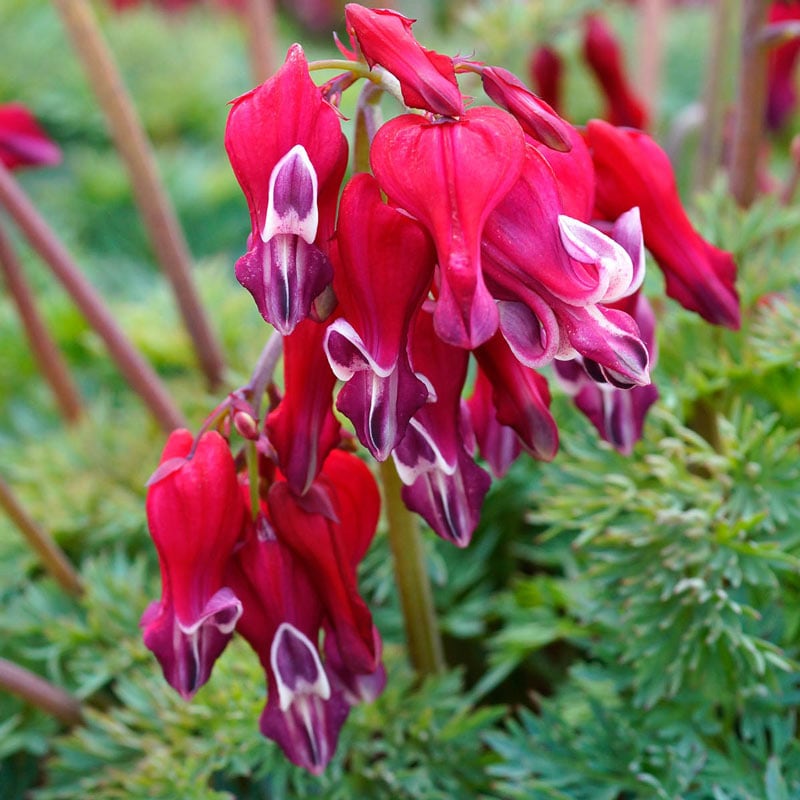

{"left": 225, "top": 44, "right": 348, "bottom": 334}
{"left": 345, "top": 4, "right": 464, "bottom": 117}
{"left": 585, "top": 119, "right": 740, "bottom": 329}
{"left": 0, "top": 103, "right": 61, "bottom": 170}
{"left": 370, "top": 107, "right": 526, "bottom": 349}
{"left": 141, "top": 430, "right": 246, "bottom": 699}
{"left": 143, "top": 4, "right": 751, "bottom": 773}
{"left": 323, "top": 173, "right": 435, "bottom": 460}
{"left": 582, "top": 14, "right": 649, "bottom": 129}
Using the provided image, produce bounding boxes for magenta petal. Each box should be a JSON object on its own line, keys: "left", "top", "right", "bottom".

{"left": 466, "top": 369, "right": 522, "bottom": 478}
{"left": 398, "top": 445, "right": 491, "bottom": 548}
{"left": 266, "top": 320, "right": 341, "bottom": 495}
{"left": 557, "top": 214, "right": 639, "bottom": 303}
{"left": 260, "top": 622, "right": 349, "bottom": 775}
{"left": 578, "top": 380, "right": 659, "bottom": 454}
{"left": 586, "top": 119, "right": 739, "bottom": 329}
{"left": 325, "top": 623, "right": 387, "bottom": 705}
{"left": 332, "top": 173, "right": 435, "bottom": 364}
{"left": 141, "top": 588, "right": 242, "bottom": 700}
{"left": 267, "top": 461, "right": 380, "bottom": 676}
{"left": 480, "top": 65, "right": 573, "bottom": 152}
{"left": 263, "top": 144, "right": 319, "bottom": 242}
{"left": 371, "top": 108, "right": 526, "bottom": 349}
{"left": 558, "top": 303, "right": 650, "bottom": 388}
{"left": 225, "top": 44, "right": 347, "bottom": 247}
{"left": 327, "top": 322, "right": 429, "bottom": 460}
{"left": 345, "top": 5, "right": 464, "bottom": 117}
{"left": 475, "top": 334, "right": 559, "bottom": 462}
{"left": 235, "top": 234, "right": 333, "bottom": 335}
{"left": 496, "top": 296, "right": 561, "bottom": 367}
{"left": 483, "top": 145, "right": 605, "bottom": 305}
{"left": 583, "top": 14, "right": 648, "bottom": 130}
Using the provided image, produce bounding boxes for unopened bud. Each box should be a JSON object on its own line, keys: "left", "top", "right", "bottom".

{"left": 233, "top": 410, "right": 259, "bottom": 440}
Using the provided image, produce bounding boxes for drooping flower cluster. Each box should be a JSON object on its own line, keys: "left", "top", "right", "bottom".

{"left": 142, "top": 429, "right": 384, "bottom": 773}
{"left": 142, "top": 3, "right": 740, "bottom": 773}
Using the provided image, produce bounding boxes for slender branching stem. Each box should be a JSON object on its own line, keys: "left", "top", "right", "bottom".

{"left": 695, "top": 0, "right": 736, "bottom": 192}
{"left": 51, "top": 0, "right": 226, "bottom": 389}
{"left": 729, "top": 0, "right": 771, "bottom": 207}
{"left": 0, "top": 221, "right": 83, "bottom": 424}
{"left": 0, "top": 164, "right": 185, "bottom": 432}
{"left": 248, "top": 330, "right": 283, "bottom": 420}
{"left": 0, "top": 476, "right": 83, "bottom": 597}
{"left": 354, "top": 81, "right": 384, "bottom": 177}
{"left": 379, "top": 460, "right": 445, "bottom": 677}
{"left": 244, "top": 0, "right": 276, "bottom": 84}
{"left": 0, "top": 657, "right": 82, "bottom": 726}
{"left": 308, "top": 59, "right": 377, "bottom": 80}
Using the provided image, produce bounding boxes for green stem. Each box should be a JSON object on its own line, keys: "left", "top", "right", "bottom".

{"left": 379, "top": 459, "right": 445, "bottom": 677}
{"left": 308, "top": 59, "right": 377, "bottom": 79}
{"left": 51, "top": 0, "right": 226, "bottom": 389}
{"left": 354, "top": 81, "right": 384, "bottom": 174}
{"left": 0, "top": 657, "right": 82, "bottom": 726}
{"left": 0, "top": 476, "right": 83, "bottom": 597}
{"left": 729, "top": 0, "right": 771, "bottom": 207}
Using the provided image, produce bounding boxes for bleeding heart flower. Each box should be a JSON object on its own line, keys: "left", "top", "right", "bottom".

{"left": 392, "top": 309, "right": 491, "bottom": 547}
{"left": 324, "top": 173, "right": 435, "bottom": 460}
{"left": 226, "top": 449, "right": 382, "bottom": 773}
{"left": 555, "top": 291, "right": 659, "bottom": 453}
{"left": 586, "top": 119, "right": 740, "bottom": 329}
{"left": 141, "top": 430, "right": 246, "bottom": 699}
{"left": 481, "top": 146, "right": 650, "bottom": 388}
{"left": 225, "top": 44, "right": 348, "bottom": 334}
{"left": 266, "top": 318, "right": 341, "bottom": 496}
{"left": 345, "top": 4, "right": 464, "bottom": 117}
{"left": 474, "top": 333, "right": 559, "bottom": 462}
{"left": 475, "top": 64, "right": 573, "bottom": 152}
{"left": 465, "top": 368, "right": 522, "bottom": 478}
{"left": 371, "top": 107, "right": 526, "bottom": 349}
